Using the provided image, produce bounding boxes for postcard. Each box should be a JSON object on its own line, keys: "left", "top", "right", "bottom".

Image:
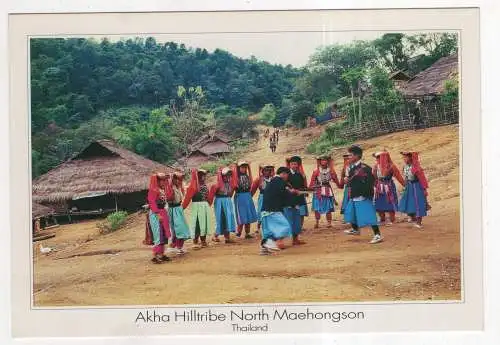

{"left": 8, "top": 7, "right": 482, "bottom": 338}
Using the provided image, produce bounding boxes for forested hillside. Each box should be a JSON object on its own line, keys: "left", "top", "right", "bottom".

{"left": 30, "top": 37, "right": 300, "bottom": 177}
{"left": 31, "top": 33, "right": 458, "bottom": 178}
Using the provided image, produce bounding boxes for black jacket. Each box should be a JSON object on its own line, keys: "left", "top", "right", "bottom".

{"left": 288, "top": 171, "right": 307, "bottom": 207}
{"left": 262, "top": 176, "right": 294, "bottom": 212}
{"left": 347, "top": 162, "right": 375, "bottom": 199}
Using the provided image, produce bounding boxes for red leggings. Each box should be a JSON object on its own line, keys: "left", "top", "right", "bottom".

{"left": 315, "top": 211, "right": 332, "bottom": 221}
{"left": 378, "top": 211, "right": 396, "bottom": 222}
{"left": 153, "top": 244, "right": 164, "bottom": 255}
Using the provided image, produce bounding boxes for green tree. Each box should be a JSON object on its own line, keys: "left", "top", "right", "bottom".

{"left": 258, "top": 104, "right": 277, "bottom": 125}
{"left": 341, "top": 67, "right": 366, "bottom": 123}
{"left": 373, "top": 33, "right": 416, "bottom": 71}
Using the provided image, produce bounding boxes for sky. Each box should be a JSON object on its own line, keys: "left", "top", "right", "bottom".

{"left": 102, "top": 31, "right": 395, "bottom": 67}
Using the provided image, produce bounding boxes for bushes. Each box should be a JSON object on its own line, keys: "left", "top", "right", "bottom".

{"left": 306, "top": 120, "right": 352, "bottom": 155}
{"left": 97, "top": 211, "right": 128, "bottom": 234}
{"left": 258, "top": 104, "right": 277, "bottom": 126}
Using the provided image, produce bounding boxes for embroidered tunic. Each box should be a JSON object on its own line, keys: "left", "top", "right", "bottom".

{"left": 314, "top": 168, "right": 334, "bottom": 197}
{"left": 169, "top": 186, "right": 183, "bottom": 206}
{"left": 192, "top": 184, "right": 209, "bottom": 202}
{"left": 216, "top": 181, "right": 233, "bottom": 197}
{"left": 403, "top": 164, "right": 417, "bottom": 182}
{"left": 236, "top": 174, "right": 251, "bottom": 193}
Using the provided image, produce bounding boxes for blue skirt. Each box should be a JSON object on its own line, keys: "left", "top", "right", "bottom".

{"left": 340, "top": 188, "right": 349, "bottom": 215}
{"left": 214, "top": 197, "right": 237, "bottom": 235}
{"left": 148, "top": 211, "right": 167, "bottom": 245}
{"left": 374, "top": 180, "right": 399, "bottom": 212}
{"left": 261, "top": 212, "right": 291, "bottom": 240}
{"left": 298, "top": 204, "right": 309, "bottom": 216}
{"left": 256, "top": 193, "right": 264, "bottom": 222}
{"left": 284, "top": 207, "right": 302, "bottom": 236}
{"left": 343, "top": 199, "right": 378, "bottom": 228}
{"left": 168, "top": 206, "right": 191, "bottom": 239}
{"left": 312, "top": 194, "right": 335, "bottom": 214}
{"left": 399, "top": 181, "right": 427, "bottom": 217}
{"left": 234, "top": 192, "right": 258, "bottom": 225}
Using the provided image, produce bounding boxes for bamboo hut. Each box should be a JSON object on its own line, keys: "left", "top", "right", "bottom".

{"left": 398, "top": 54, "right": 458, "bottom": 100}
{"left": 32, "top": 140, "right": 179, "bottom": 217}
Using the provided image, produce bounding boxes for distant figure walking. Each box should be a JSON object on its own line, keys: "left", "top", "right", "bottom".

{"left": 269, "top": 135, "right": 277, "bottom": 153}
{"left": 412, "top": 101, "right": 424, "bottom": 131}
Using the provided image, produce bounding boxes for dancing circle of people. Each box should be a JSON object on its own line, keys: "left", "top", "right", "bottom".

{"left": 144, "top": 145, "right": 430, "bottom": 263}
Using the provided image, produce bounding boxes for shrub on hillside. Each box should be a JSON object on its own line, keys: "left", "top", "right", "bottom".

{"left": 306, "top": 120, "right": 351, "bottom": 154}
{"left": 97, "top": 211, "right": 128, "bottom": 234}
{"left": 258, "top": 104, "right": 277, "bottom": 126}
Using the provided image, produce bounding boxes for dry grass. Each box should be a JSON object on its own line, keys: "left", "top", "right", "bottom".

{"left": 33, "top": 124, "right": 460, "bottom": 306}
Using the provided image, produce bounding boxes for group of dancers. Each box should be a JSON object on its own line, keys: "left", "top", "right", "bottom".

{"left": 143, "top": 145, "right": 430, "bottom": 263}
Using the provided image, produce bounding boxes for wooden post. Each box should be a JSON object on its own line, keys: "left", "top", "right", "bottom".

{"left": 114, "top": 195, "right": 118, "bottom": 212}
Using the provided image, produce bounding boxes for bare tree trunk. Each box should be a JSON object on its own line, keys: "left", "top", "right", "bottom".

{"left": 350, "top": 87, "right": 356, "bottom": 124}
{"left": 358, "top": 96, "right": 362, "bottom": 123}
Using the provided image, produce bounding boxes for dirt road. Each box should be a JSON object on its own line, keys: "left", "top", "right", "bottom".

{"left": 33, "top": 124, "right": 460, "bottom": 306}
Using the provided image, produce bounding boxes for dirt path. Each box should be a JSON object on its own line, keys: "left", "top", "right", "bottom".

{"left": 33, "top": 124, "right": 460, "bottom": 306}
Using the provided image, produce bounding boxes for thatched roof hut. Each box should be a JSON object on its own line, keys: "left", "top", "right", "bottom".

{"left": 32, "top": 140, "right": 179, "bottom": 212}
{"left": 32, "top": 202, "right": 54, "bottom": 219}
{"left": 389, "top": 70, "right": 411, "bottom": 81}
{"left": 190, "top": 134, "right": 231, "bottom": 155}
{"left": 399, "top": 54, "right": 458, "bottom": 98}
{"left": 184, "top": 150, "right": 217, "bottom": 169}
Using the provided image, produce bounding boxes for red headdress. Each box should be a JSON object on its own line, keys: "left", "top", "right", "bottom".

{"left": 309, "top": 155, "right": 339, "bottom": 189}
{"left": 401, "top": 151, "right": 428, "bottom": 189}
{"left": 342, "top": 154, "right": 350, "bottom": 168}
{"left": 182, "top": 168, "right": 208, "bottom": 209}
{"left": 259, "top": 165, "right": 275, "bottom": 177}
{"left": 170, "top": 172, "right": 185, "bottom": 194}
{"left": 149, "top": 172, "right": 174, "bottom": 200}
{"left": 149, "top": 172, "right": 170, "bottom": 192}
{"left": 207, "top": 167, "right": 228, "bottom": 205}
{"left": 316, "top": 155, "right": 337, "bottom": 176}
{"left": 233, "top": 161, "right": 253, "bottom": 189}
{"left": 373, "top": 151, "right": 393, "bottom": 177}
{"left": 217, "top": 167, "right": 227, "bottom": 190}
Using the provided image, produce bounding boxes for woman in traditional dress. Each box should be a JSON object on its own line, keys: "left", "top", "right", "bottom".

{"left": 182, "top": 168, "right": 212, "bottom": 249}
{"left": 232, "top": 161, "right": 258, "bottom": 239}
{"left": 208, "top": 167, "right": 237, "bottom": 244}
{"left": 166, "top": 172, "right": 191, "bottom": 255}
{"left": 399, "top": 151, "right": 430, "bottom": 229}
{"left": 339, "top": 154, "right": 351, "bottom": 219}
{"left": 250, "top": 165, "right": 275, "bottom": 233}
{"left": 309, "top": 155, "right": 340, "bottom": 228}
{"left": 143, "top": 172, "right": 172, "bottom": 264}
{"left": 372, "top": 151, "right": 405, "bottom": 225}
